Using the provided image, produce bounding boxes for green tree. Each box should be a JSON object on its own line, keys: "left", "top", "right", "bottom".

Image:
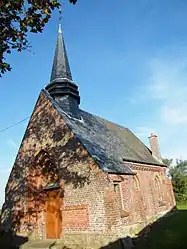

{"left": 163, "top": 158, "right": 187, "bottom": 203}
{"left": 175, "top": 159, "right": 187, "bottom": 175}
{"left": 162, "top": 158, "right": 173, "bottom": 167}
{"left": 0, "top": 0, "right": 77, "bottom": 76}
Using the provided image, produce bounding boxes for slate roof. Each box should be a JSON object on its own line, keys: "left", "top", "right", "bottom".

{"left": 50, "top": 24, "right": 72, "bottom": 83}
{"left": 43, "top": 25, "right": 165, "bottom": 174}
{"left": 43, "top": 90, "right": 164, "bottom": 175}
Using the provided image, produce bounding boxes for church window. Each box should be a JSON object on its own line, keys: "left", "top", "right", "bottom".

{"left": 133, "top": 175, "right": 140, "bottom": 191}
{"left": 154, "top": 175, "right": 163, "bottom": 202}
{"left": 114, "top": 183, "right": 119, "bottom": 192}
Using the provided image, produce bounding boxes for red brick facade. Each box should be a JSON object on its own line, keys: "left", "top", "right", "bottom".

{"left": 1, "top": 91, "right": 175, "bottom": 247}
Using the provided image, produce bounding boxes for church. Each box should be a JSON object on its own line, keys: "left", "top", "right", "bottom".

{"left": 1, "top": 25, "right": 175, "bottom": 248}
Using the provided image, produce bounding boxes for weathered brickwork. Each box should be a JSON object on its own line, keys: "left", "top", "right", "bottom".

{"left": 1, "top": 91, "right": 175, "bottom": 248}
{"left": 119, "top": 164, "right": 175, "bottom": 225}
{"left": 62, "top": 205, "right": 89, "bottom": 229}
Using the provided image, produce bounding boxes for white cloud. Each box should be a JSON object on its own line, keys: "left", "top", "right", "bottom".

{"left": 133, "top": 54, "right": 187, "bottom": 159}
{"left": 161, "top": 103, "right": 187, "bottom": 125}
{"left": 147, "top": 57, "right": 187, "bottom": 99}
{"left": 147, "top": 59, "right": 172, "bottom": 99}
{"left": 148, "top": 58, "right": 187, "bottom": 127}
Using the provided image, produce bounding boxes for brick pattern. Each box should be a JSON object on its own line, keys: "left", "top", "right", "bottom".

{"left": 101, "top": 164, "right": 175, "bottom": 230}
{"left": 63, "top": 205, "right": 89, "bottom": 229}
{"left": 1, "top": 91, "right": 176, "bottom": 245}
{"left": 115, "top": 165, "right": 175, "bottom": 226}
{"left": 148, "top": 133, "right": 162, "bottom": 161}
{"left": 1, "top": 92, "right": 108, "bottom": 238}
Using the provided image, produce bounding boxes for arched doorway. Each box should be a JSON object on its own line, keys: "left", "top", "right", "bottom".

{"left": 28, "top": 150, "right": 63, "bottom": 239}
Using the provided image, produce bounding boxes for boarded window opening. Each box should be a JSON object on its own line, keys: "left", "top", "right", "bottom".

{"left": 114, "top": 183, "right": 119, "bottom": 192}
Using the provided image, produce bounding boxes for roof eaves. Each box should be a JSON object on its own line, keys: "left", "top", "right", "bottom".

{"left": 104, "top": 169, "right": 136, "bottom": 175}
{"left": 122, "top": 157, "right": 165, "bottom": 167}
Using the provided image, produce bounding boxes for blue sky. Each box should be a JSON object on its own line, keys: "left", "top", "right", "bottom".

{"left": 1, "top": 0, "right": 187, "bottom": 205}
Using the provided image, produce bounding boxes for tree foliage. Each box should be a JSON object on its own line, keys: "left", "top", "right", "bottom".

{"left": 163, "top": 158, "right": 187, "bottom": 203}
{"left": 162, "top": 158, "right": 173, "bottom": 167}
{"left": 0, "top": 0, "right": 77, "bottom": 76}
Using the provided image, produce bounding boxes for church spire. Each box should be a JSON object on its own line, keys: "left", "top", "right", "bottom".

{"left": 50, "top": 24, "right": 73, "bottom": 83}
{"left": 46, "top": 24, "right": 80, "bottom": 119}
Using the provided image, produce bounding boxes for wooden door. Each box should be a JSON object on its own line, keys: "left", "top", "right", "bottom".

{"left": 45, "top": 190, "right": 62, "bottom": 239}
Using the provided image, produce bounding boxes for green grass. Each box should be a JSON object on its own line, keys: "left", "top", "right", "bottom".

{"left": 135, "top": 204, "right": 187, "bottom": 249}
{"left": 177, "top": 203, "right": 187, "bottom": 210}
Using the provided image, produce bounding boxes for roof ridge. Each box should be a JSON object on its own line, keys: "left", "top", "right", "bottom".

{"left": 79, "top": 108, "right": 129, "bottom": 130}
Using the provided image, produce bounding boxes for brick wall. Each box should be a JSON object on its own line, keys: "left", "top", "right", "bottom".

{"left": 105, "top": 163, "right": 175, "bottom": 230}
{"left": 1, "top": 91, "right": 175, "bottom": 247}
{"left": 1, "top": 91, "right": 109, "bottom": 239}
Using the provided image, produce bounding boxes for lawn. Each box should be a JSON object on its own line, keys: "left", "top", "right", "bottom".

{"left": 134, "top": 204, "right": 187, "bottom": 249}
